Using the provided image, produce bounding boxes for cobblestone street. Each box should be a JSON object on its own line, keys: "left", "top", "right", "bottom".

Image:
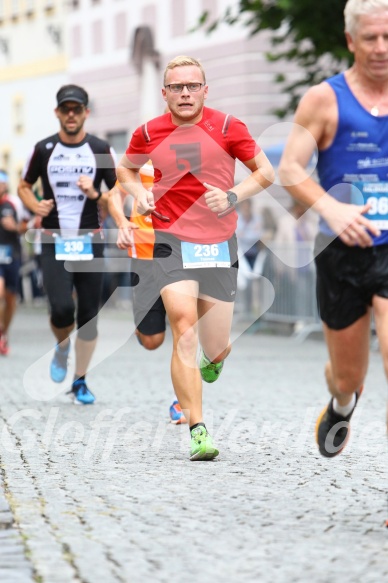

{"left": 0, "top": 304, "right": 387, "bottom": 583}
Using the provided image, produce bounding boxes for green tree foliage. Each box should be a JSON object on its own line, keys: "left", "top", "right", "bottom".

{"left": 199, "top": 0, "right": 352, "bottom": 117}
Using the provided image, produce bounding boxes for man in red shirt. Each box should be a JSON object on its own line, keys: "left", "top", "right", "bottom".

{"left": 109, "top": 56, "right": 274, "bottom": 460}
{"left": 113, "top": 163, "right": 187, "bottom": 425}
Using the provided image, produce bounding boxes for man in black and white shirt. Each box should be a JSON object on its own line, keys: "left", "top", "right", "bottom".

{"left": 18, "top": 84, "right": 116, "bottom": 404}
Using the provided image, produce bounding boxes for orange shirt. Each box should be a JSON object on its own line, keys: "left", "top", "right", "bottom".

{"left": 116, "top": 162, "right": 155, "bottom": 260}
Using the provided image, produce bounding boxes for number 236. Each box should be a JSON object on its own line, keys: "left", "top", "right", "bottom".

{"left": 194, "top": 244, "right": 219, "bottom": 257}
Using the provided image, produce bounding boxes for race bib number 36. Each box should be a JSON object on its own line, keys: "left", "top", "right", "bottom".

{"left": 352, "top": 181, "right": 388, "bottom": 229}
{"left": 55, "top": 235, "right": 93, "bottom": 261}
{"left": 181, "top": 241, "right": 231, "bottom": 269}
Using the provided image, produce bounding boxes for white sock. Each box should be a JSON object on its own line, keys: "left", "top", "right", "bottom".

{"left": 333, "top": 393, "right": 356, "bottom": 417}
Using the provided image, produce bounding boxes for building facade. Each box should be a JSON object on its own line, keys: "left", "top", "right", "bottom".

{"left": 1, "top": 0, "right": 294, "bottom": 194}
{"left": 0, "top": 0, "right": 68, "bottom": 191}
{"left": 67, "top": 0, "right": 291, "bottom": 156}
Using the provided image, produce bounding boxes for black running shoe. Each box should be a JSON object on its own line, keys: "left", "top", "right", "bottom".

{"left": 315, "top": 389, "right": 362, "bottom": 458}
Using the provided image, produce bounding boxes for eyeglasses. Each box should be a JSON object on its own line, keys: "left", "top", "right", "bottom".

{"left": 58, "top": 104, "right": 85, "bottom": 115}
{"left": 164, "top": 83, "right": 205, "bottom": 93}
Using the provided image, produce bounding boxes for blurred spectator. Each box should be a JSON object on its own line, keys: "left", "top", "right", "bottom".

{"left": 260, "top": 206, "right": 277, "bottom": 244}
{"left": 23, "top": 184, "right": 46, "bottom": 303}
{"left": 274, "top": 200, "right": 317, "bottom": 269}
{"left": 101, "top": 196, "right": 133, "bottom": 307}
{"left": 0, "top": 170, "right": 28, "bottom": 354}
{"left": 236, "top": 199, "right": 262, "bottom": 315}
{"left": 27, "top": 214, "right": 46, "bottom": 302}
{"left": 272, "top": 201, "right": 317, "bottom": 318}
{"left": 236, "top": 199, "right": 262, "bottom": 268}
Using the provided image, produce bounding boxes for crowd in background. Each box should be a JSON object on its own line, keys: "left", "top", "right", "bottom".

{"left": 235, "top": 198, "right": 318, "bottom": 320}
{"left": 7, "top": 188, "right": 318, "bottom": 323}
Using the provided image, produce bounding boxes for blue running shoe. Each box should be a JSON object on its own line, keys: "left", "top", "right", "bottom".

{"left": 169, "top": 400, "right": 187, "bottom": 424}
{"left": 71, "top": 379, "right": 95, "bottom": 405}
{"left": 50, "top": 342, "right": 70, "bottom": 383}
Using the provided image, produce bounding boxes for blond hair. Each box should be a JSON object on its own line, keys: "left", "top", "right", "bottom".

{"left": 163, "top": 56, "right": 206, "bottom": 85}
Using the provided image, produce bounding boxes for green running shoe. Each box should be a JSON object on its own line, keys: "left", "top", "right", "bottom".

{"left": 190, "top": 425, "right": 219, "bottom": 461}
{"left": 199, "top": 350, "right": 224, "bottom": 383}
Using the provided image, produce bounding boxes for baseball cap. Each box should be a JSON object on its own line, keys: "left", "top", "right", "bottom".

{"left": 56, "top": 85, "right": 88, "bottom": 107}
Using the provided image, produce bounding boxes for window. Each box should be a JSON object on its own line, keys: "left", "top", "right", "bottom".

{"left": 44, "top": 0, "right": 55, "bottom": 10}
{"left": 114, "top": 12, "right": 126, "bottom": 49}
{"left": 201, "top": 0, "right": 217, "bottom": 21}
{"left": 1, "top": 149, "right": 10, "bottom": 178}
{"left": 0, "top": 37, "right": 8, "bottom": 55}
{"left": 141, "top": 4, "right": 156, "bottom": 29}
{"left": 25, "top": 0, "right": 35, "bottom": 15}
{"left": 171, "top": 0, "right": 185, "bottom": 37}
{"left": 13, "top": 96, "right": 24, "bottom": 134}
{"left": 92, "top": 20, "right": 103, "bottom": 53}
{"left": 71, "top": 25, "right": 82, "bottom": 57}
{"left": 11, "top": 0, "right": 20, "bottom": 19}
{"left": 106, "top": 131, "right": 128, "bottom": 158}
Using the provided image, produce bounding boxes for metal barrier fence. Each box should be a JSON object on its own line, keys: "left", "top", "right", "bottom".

{"left": 237, "top": 242, "right": 322, "bottom": 341}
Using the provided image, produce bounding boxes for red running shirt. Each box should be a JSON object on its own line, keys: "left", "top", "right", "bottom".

{"left": 125, "top": 107, "right": 260, "bottom": 243}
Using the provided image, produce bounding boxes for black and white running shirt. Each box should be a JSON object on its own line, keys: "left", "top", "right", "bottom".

{"left": 22, "top": 133, "right": 117, "bottom": 232}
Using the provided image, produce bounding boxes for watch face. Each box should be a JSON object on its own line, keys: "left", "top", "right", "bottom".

{"left": 227, "top": 191, "right": 238, "bottom": 205}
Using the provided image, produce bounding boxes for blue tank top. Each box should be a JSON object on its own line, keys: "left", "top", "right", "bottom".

{"left": 317, "top": 72, "right": 388, "bottom": 245}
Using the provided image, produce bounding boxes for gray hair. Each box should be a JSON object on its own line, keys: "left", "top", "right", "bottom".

{"left": 344, "top": 0, "right": 388, "bottom": 36}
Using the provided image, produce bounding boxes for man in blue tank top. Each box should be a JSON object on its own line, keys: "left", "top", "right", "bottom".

{"left": 279, "top": 0, "right": 388, "bottom": 457}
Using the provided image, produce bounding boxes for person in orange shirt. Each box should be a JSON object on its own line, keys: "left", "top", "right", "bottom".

{"left": 112, "top": 162, "right": 187, "bottom": 424}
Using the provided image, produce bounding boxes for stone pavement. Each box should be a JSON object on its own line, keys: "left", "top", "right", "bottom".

{"left": 0, "top": 303, "right": 387, "bottom": 583}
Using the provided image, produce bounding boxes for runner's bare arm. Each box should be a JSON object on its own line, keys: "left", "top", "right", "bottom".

{"left": 107, "top": 183, "right": 139, "bottom": 250}
{"left": 17, "top": 179, "right": 54, "bottom": 217}
{"left": 278, "top": 83, "right": 380, "bottom": 248}
{"left": 204, "top": 150, "right": 275, "bottom": 213}
{"left": 116, "top": 155, "right": 155, "bottom": 215}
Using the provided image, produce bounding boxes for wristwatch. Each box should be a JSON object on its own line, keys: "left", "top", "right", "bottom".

{"left": 226, "top": 190, "right": 238, "bottom": 208}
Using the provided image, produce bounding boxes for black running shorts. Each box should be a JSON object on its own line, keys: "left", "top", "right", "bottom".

{"left": 314, "top": 233, "right": 388, "bottom": 330}
{"left": 153, "top": 232, "right": 238, "bottom": 302}
{"left": 40, "top": 232, "right": 104, "bottom": 340}
{"left": 130, "top": 258, "right": 166, "bottom": 336}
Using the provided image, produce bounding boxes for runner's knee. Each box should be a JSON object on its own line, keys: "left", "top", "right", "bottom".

{"left": 77, "top": 307, "right": 99, "bottom": 340}
{"left": 50, "top": 301, "right": 75, "bottom": 329}
{"left": 139, "top": 332, "right": 164, "bottom": 350}
{"left": 174, "top": 324, "right": 198, "bottom": 357}
{"left": 77, "top": 320, "right": 98, "bottom": 341}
